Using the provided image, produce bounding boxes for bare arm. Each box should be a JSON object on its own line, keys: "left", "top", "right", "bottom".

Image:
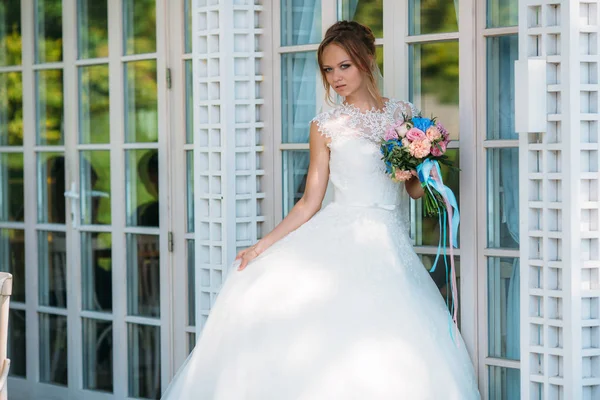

{"left": 237, "top": 122, "right": 330, "bottom": 270}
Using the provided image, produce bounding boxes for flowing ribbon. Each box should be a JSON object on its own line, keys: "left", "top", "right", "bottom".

{"left": 416, "top": 159, "right": 461, "bottom": 343}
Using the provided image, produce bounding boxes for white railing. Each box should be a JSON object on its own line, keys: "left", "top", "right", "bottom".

{"left": 0, "top": 273, "right": 12, "bottom": 400}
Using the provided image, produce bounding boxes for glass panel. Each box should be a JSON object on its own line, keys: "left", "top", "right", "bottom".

{"left": 185, "top": 60, "right": 193, "bottom": 144}
{"left": 0, "top": 72, "right": 23, "bottom": 145}
{"left": 409, "top": 0, "right": 458, "bottom": 35}
{"left": 128, "top": 324, "right": 161, "bottom": 398}
{"left": 79, "top": 64, "right": 110, "bottom": 144}
{"left": 80, "top": 151, "right": 111, "bottom": 225}
{"left": 35, "top": 0, "right": 63, "bottom": 63}
{"left": 81, "top": 232, "right": 112, "bottom": 312}
{"left": 38, "top": 231, "right": 67, "bottom": 308}
{"left": 39, "top": 313, "right": 68, "bottom": 386}
{"left": 338, "top": 0, "right": 383, "bottom": 38}
{"left": 489, "top": 365, "right": 521, "bottom": 399}
{"left": 419, "top": 254, "right": 461, "bottom": 325}
{"left": 127, "top": 234, "right": 160, "bottom": 318}
{"left": 186, "top": 151, "right": 194, "bottom": 232}
{"left": 123, "top": 0, "right": 156, "bottom": 55}
{"left": 0, "top": 1, "right": 22, "bottom": 66}
{"left": 37, "top": 152, "right": 65, "bottom": 224}
{"left": 184, "top": 0, "right": 192, "bottom": 53}
{"left": 487, "top": 35, "right": 518, "bottom": 140}
{"left": 281, "top": 52, "right": 318, "bottom": 144}
{"left": 188, "top": 239, "right": 195, "bottom": 325}
{"left": 487, "top": 148, "right": 519, "bottom": 249}
{"left": 126, "top": 149, "right": 159, "bottom": 227}
{"left": 8, "top": 309, "right": 26, "bottom": 377}
{"left": 77, "top": 0, "right": 108, "bottom": 59}
{"left": 83, "top": 318, "right": 113, "bottom": 392}
{"left": 282, "top": 150, "right": 309, "bottom": 216}
{"left": 488, "top": 257, "right": 520, "bottom": 360}
{"left": 487, "top": 0, "right": 518, "bottom": 28}
{"left": 187, "top": 332, "right": 195, "bottom": 355}
{"left": 409, "top": 41, "right": 459, "bottom": 140}
{"left": 0, "top": 229, "right": 25, "bottom": 302}
{"left": 410, "top": 148, "right": 460, "bottom": 246}
{"left": 281, "top": 0, "right": 321, "bottom": 46}
{"left": 124, "top": 60, "right": 158, "bottom": 143}
{"left": 36, "top": 69, "right": 64, "bottom": 145}
{"left": 0, "top": 152, "right": 24, "bottom": 222}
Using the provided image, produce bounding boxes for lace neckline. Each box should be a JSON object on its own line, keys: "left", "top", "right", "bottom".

{"left": 340, "top": 98, "right": 394, "bottom": 115}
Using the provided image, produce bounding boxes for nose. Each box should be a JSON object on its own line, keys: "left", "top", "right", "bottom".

{"left": 332, "top": 69, "right": 342, "bottom": 82}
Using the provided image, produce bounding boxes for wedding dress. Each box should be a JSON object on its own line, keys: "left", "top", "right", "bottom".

{"left": 162, "top": 99, "right": 480, "bottom": 399}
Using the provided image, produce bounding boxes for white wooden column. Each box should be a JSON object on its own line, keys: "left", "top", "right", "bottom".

{"left": 192, "top": 0, "right": 268, "bottom": 333}
{"left": 517, "top": 1, "right": 600, "bottom": 398}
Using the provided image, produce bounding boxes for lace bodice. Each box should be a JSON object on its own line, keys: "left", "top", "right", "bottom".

{"left": 312, "top": 99, "right": 417, "bottom": 210}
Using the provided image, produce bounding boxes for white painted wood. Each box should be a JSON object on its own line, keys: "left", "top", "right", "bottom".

{"left": 514, "top": 59, "right": 548, "bottom": 133}
{"left": 0, "top": 273, "right": 12, "bottom": 400}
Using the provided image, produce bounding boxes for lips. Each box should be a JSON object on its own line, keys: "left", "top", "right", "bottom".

{"left": 335, "top": 84, "right": 346, "bottom": 89}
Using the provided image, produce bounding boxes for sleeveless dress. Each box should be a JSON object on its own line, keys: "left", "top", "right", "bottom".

{"left": 162, "top": 100, "right": 480, "bottom": 399}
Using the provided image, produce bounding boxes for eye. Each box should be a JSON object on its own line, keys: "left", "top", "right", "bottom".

{"left": 340, "top": 64, "right": 351, "bottom": 69}
{"left": 323, "top": 67, "right": 332, "bottom": 73}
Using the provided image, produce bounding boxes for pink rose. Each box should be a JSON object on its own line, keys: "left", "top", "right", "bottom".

{"left": 384, "top": 127, "right": 398, "bottom": 141}
{"left": 395, "top": 122, "right": 410, "bottom": 138}
{"left": 394, "top": 169, "right": 413, "bottom": 182}
{"left": 406, "top": 128, "right": 426, "bottom": 141}
{"left": 431, "top": 140, "right": 447, "bottom": 157}
{"left": 409, "top": 139, "right": 432, "bottom": 158}
{"left": 426, "top": 126, "right": 442, "bottom": 141}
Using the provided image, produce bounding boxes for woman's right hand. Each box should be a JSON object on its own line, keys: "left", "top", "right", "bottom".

{"left": 236, "top": 245, "right": 260, "bottom": 271}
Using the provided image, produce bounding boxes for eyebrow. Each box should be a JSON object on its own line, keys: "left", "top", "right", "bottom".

{"left": 321, "top": 59, "right": 352, "bottom": 68}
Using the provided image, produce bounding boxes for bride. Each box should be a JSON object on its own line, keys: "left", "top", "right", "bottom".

{"left": 162, "top": 21, "right": 480, "bottom": 399}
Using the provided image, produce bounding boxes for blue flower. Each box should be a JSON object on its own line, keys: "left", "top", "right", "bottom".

{"left": 412, "top": 117, "right": 433, "bottom": 133}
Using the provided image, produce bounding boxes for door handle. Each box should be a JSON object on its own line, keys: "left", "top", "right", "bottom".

{"left": 64, "top": 182, "right": 79, "bottom": 228}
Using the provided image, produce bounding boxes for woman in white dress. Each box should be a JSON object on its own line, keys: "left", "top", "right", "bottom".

{"left": 162, "top": 21, "right": 480, "bottom": 399}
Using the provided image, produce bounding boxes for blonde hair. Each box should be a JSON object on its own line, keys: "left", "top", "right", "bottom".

{"left": 317, "top": 21, "right": 383, "bottom": 108}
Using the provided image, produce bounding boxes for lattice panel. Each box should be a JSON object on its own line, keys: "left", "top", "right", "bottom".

{"left": 519, "top": 1, "right": 600, "bottom": 398}
{"left": 192, "top": 0, "right": 266, "bottom": 331}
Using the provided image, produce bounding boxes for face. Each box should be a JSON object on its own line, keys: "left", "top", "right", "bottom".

{"left": 321, "top": 44, "right": 366, "bottom": 98}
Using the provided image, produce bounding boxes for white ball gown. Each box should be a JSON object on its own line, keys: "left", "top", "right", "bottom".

{"left": 162, "top": 100, "right": 480, "bottom": 399}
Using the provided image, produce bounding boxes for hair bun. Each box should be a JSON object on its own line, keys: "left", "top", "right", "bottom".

{"left": 326, "top": 20, "right": 375, "bottom": 56}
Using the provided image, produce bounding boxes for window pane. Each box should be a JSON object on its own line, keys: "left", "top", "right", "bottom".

{"left": 124, "top": 60, "right": 158, "bottom": 143}
{"left": 487, "top": 0, "right": 518, "bottom": 28}
{"left": 281, "top": 0, "right": 321, "bottom": 46}
{"left": 0, "top": 72, "right": 23, "bottom": 145}
{"left": 77, "top": 0, "right": 108, "bottom": 59}
{"left": 487, "top": 35, "right": 518, "bottom": 140}
{"left": 185, "top": 60, "right": 193, "bottom": 144}
{"left": 128, "top": 324, "right": 161, "bottom": 398}
{"left": 0, "top": 229, "right": 25, "bottom": 302}
{"left": 186, "top": 151, "right": 194, "bottom": 232}
{"left": 487, "top": 148, "right": 519, "bottom": 249}
{"left": 37, "top": 153, "right": 65, "bottom": 224}
{"left": 39, "top": 313, "right": 68, "bottom": 386}
{"left": 38, "top": 231, "right": 67, "bottom": 308}
{"left": 188, "top": 239, "right": 195, "bottom": 325}
{"left": 0, "top": 152, "right": 24, "bottom": 222}
{"left": 411, "top": 148, "right": 460, "bottom": 247}
{"left": 83, "top": 318, "right": 113, "bottom": 392}
{"left": 489, "top": 365, "right": 520, "bottom": 399}
{"left": 127, "top": 234, "right": 160, "bottom": 318}
{"left": 0, "top": 1, "right": 22, "bottom": 66}
{"left": 80, "top": 151, "right": 111, "bottom": 225}
{"left": 281, "top": 52, "right": 318, "bottom": 144}
{"left": 419, "top": 254, "right": 461, "bottom": 326}
{"left": 79, "top": 64, "right": 110, "bottom": 144}
{"left": 36, "top": 69, "right": 64, "bottom": 145}
{"left": 409, "top": 0, "right": 458, "bottom": 35}
{"left": 123, "top": 0, "right": 156, "bottom": 55}
{"left": 8, "top": 309, "right": 26, "bottom": 377}
{"left": 184, "top": 0, "right": 192, "bottom": 53}
{"left": 488, "top": 257, "right": 520, "bottom": 360}
{"left": 81, "top": 232, "right": 112, "bottom": 312}
{"left": 187, "top": 332, "right": 195, "bottom": 355}
{"left": 282, "top": 150, "right": 309, "bottom": 216}
{"left": 126, "top": 149, "right": 159, "bottom": 227}
{"left": 35, "top": 0, "right": 63, "bottom": 63}
{"left": 409, "top": 41, "right": 459, "bottom": 140}
{"left": 339, "top": 0, "right": 383, "bottom": 38}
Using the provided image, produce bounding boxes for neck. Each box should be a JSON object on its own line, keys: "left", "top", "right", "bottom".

{"left": 344, "top": 89, "right": 384, "bottom": 112}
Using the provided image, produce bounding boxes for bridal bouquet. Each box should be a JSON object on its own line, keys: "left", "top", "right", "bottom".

{"left": 380, "top": 113, "right": 461, "bottom": 334}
